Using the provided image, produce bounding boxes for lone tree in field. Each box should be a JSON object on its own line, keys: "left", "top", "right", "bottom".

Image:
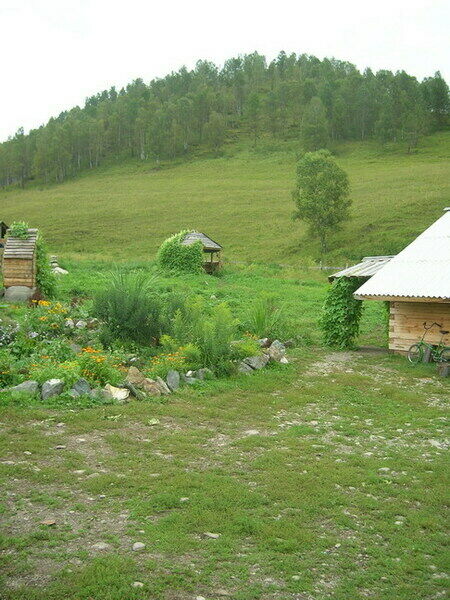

{"left": 292, "top": 149, "right": 350, "bottom": 254}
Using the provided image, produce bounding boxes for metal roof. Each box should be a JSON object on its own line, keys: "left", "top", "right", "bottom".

{"left": 181, "top": 231, "right": 222, "bottom": 251}
{"left": 4, "top": 229, "right": 38, "bottom": 259}
{"left": 329, "top": 256, "right": 394, "bottom": 282}
{"left": 355, "top": 208, "right": 450, "bottom": 300}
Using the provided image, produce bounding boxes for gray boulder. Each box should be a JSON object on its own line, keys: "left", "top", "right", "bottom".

{"left": 4, "top": 286, "right": 36, "bottom": 303}
{"left": 237, "top": 362, "right": 254, "bottom": 374}
{"left": 267, "top": 340, "right": 286, "bottom": 362}
{"left": 10, "top": 380, "right": 39, "bottom": 395}
{"left": 71, "top": 378, "right": 91, "bottom": 397}
{"left": 155, "top": 377, "right": 171, "bottom": 395}
{"left": 166, "top": 369, "right": 180, "bottom": 391}
{"left": 195, "top": 368, "right": 214, "bottom": 380}
{"left": 243, "top": 354, "right": 270, "bottom": 370}
{"left": 41, "top": 379, "right": 64, "bottom": 400}
{"left": 256, "top": 338, "right": 271, "bottom": 348}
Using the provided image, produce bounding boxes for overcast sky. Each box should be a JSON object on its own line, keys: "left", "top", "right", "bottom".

{"left": 0, "top": 0, "right": 449, "bottom": 142}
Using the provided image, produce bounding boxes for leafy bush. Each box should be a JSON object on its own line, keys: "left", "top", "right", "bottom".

{"left": 243, "top": 296, "right": 286, "bottom": 339}
{"left": 230, "top": 337, "right": 262, "bottom": 361}
{"left": 319, "top": 277, "right": 363, "bottom": 349}
{"left": 76, "top": 347, "right": 122, "bottom": 386}
{"left": 36, "top": 237, "right": 57, "bottom": 298}
{"left": 28, "top": 360, "right": 80, "bottom": 387}
{"left": 0, "top": 350, "right": 18, "bottom": 387}
{"left": 8, "top": 221, "right": 29, "bottom": 239}
{"left": 157, "top": 230, "right": 204, "bottom": 274}
{"left": 93, "top": 271, "right": 166, "bottom": 347}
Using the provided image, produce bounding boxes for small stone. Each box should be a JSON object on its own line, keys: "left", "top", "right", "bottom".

{"left": 54, "top": 445, "right": 66, "bottom": 450}
{"left": 216, "top": 590, "right": 230, "bottom": 596}
{"left": 126, "top": 366, "right": 146, "bottom": 387}
{"left": 243, "top": 354, "right": 269, "bottom": 370}
{"left": 23, "top": 451, "right": 32, "bottom": 455}
{"left": 103, "top": 384, "right": 130, "bottom": 403}
{"left": 148, "top": 418, "right": 160, "bottom": 426}
{"left": 244, "top": 429, "right": 259, "bottom": 436}
{"left": 155, "top": 376, "right": 171, "bottom": 395}
{"left": 132, "top": 581, "right": 144, "bottom": 588}
{"left": 237, "top": 361, "right": 253, "bottom": 374}
{"left": 292, "top": 575, "right": 301, "bottom": 581}
{"left": 279, "top": 356, "right": 289, "bottom": 364}
{"left": 166, "top": 369, "right": 180, "bottom": 391}
{"left": 65, "top": 318, "right": 75, "bottom": 328}
{"left": 10, "top": 380, "right": 39, "bottom": 395}
{"left": 75, "top": 320, "right": 87, "bottom": 329}
{"left": 132, "top": 541, "right": 146, "bottom": 552}
{"left": 195, "top": 368, "right": 214, "bottom": 380}
{"left": 41, "top": 379, "right": 64, "bottom": 400}
{"left": 203, "top": 532, "right": 220, "bottom": 539}
{"left": 92, "top": 542, "right": 109, "bottom": 550}
{"left": 267, "top": 339, "right": 286, "bottom": 362}
{"left": 73, "top": 469, "right": 85, "bottom": 475}
{"left": 56, "top": 422, "right": 65, "bottom": 427}
{"left": 196, "top": 596, "right": 207, "bottom": 600}
{"left": 140, "top": 378, "right": 162, "bottom": 396}
{"left": 180, "top": 497, "right": 189, "bottom": 502}
{"left": 40, "top": 519, "right": 56, "bottom": 526}
{"left": 71, "top": 378, "right": 91, "bottom": 396}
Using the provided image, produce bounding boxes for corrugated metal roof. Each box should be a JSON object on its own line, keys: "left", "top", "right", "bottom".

{"left": 181, "top": 231, "right": 222, "bottom": 251}
{"left": 329, "top": 256, "right": 394, "bottom": 281}
{"left": 4, "top": 229, "right": 38, "bottom": 259}
{"left": 355, "top": 209, "right": 450, "bottom": 300}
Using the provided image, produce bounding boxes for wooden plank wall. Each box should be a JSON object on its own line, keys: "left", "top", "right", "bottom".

{"left": 389, "top": 301, "right": 450, "bottom": 353}
{"left": 3, "top": 257, "right": 35, "bottom": 288}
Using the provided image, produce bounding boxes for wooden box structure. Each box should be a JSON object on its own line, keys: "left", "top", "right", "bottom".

{"left": 2, "top": 228, "right": 38, "bottom": 289}
{"left": 181, "top": 231, "right": 223, "bottom": 273}
{"left": 354, "top": 209, "right": 450, "bottom": 354}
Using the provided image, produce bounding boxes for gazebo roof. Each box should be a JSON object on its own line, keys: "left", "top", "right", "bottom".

{"left": 329, "top": 256, "right": 394, "bottom": 282}
{"left": 181, "top": 231, "right": 222, "bottom": 252}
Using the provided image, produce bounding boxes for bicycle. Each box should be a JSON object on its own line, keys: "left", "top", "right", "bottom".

{"left": 407, "top": 322, "right": 450, "bottom": 364}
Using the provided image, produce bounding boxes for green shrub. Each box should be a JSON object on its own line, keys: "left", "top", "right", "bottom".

{"left": 28, "top": 360, "right": 80, "bottom": 387}
{"left": 93, "top": 271, "right": 166, "bottom": 347}
{"left": 36, "top": 237, "right": 57, "bottom": 298}
{"left": 157, "top": 230, "right": 203, "bottom": 274}
{"left": 76, "top": 348, "right": 122, "bottom": 387}
{"left": 243, "top": 296, "right": 287, "bottom": 339}
{"left": 0, "top": 350, "right": 18, "bottom": 387}
{"left": 319, "top": 277, "right": 363, "bottom": 349}
{"left": 230, "top": 337, "right": 262, "bottom": 360}
{"left": 8, "top": 221, "right": 29, "bottom": 239}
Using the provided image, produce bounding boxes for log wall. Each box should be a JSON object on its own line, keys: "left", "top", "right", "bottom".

{"left": 3, "top": 257, "right": 36, "bottom": 288}
{"left": 389, "top": 301, "right": 450, "bottom": 353}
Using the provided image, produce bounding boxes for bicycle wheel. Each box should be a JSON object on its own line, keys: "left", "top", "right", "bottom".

{"left": 408, "top": 344, "right": 423, "bottom": 364}
{"left": 437, "top": 347, "right": 450, "bottom": 363}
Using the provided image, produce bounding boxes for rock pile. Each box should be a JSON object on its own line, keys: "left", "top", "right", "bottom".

{"left": 237, "top": 339, "right": 288, "bottom": 374}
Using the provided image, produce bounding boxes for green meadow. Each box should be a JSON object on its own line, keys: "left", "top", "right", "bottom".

{"left": 1, "top": 132, "right": 449, "bottom": 263}
{"left": 0, "top": 132, "right": 449, "bottom": 599}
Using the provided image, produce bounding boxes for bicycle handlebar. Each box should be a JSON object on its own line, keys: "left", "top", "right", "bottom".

{"left": 423, "top": 321, "right": 443, "bottom": 330}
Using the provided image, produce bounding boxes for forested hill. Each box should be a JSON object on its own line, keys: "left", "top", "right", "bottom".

{"left": 0, "top": 51, "right": 449, "bottom": 187}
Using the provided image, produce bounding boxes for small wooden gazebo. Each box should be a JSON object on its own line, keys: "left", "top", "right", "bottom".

{"left": 2, "top": 228, "right": 38, "bottom": 289}
{"left": 181, "top": 231, "right": 222, "bottom": 273}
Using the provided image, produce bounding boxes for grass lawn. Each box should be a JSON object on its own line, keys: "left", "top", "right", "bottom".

{"left": 1, "top": 132, "right": 449, "bottom": 264}
{"left": 0, "top": 347, "right": 448, "bottom": 599}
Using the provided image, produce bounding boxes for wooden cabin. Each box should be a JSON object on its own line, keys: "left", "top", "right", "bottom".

{"left": 2, "top": 228, "right": 38, "bottom": 289}
{"left": 181, "top": 231, "right": 222, "bottom": 273}
{"left": 354, "top": 208, "right": 450, "bottom": 354}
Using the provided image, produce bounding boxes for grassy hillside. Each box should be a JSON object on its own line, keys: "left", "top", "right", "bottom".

{"left": 1, "top": 132, "right": 449, "bottom": 264}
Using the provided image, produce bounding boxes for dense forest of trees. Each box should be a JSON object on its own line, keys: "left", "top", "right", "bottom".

{"left": 0, "top": 52, "right": 448, "bottom": 187}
